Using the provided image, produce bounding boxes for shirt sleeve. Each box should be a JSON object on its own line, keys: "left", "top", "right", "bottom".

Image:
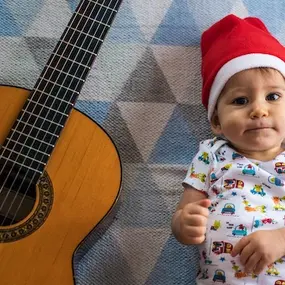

{"left": 182, "top": 140, "right": 213, "bottom": 196}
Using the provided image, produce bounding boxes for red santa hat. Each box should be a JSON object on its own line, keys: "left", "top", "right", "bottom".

{"left": 201, "top": 14, "right": 285, "bottom": 121}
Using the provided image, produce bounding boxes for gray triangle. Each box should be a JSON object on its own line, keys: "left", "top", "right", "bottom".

{"left": 117, "top": 47, "right": 176, "bottom": 103}
{"left": 24, "top": 36, "right": 58, "bottom": 70}
{"left": 117, "top": 163, "right": 172, "bottom": 228}
{"left": 102, "top": 103, "right": 144, "bottom": 163}
{"left": 75, "top": 228, "right": 137, "bottom": 285}
{"left": 179, "top": 103, "right": 212, "bottom": 141}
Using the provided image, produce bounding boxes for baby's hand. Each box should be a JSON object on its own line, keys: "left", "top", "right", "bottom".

{"left": 179, "top": 199, "right": 211, "bottom": 244}
{"left": 231, "top": 228, "right": 285, "bottom": 275}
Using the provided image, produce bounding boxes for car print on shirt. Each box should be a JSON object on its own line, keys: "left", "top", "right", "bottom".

{"left": 275, "top": 162, "right": 285, "bottom": 174}
{"left": 221, "top": 203, "right": 235, "bottom": 215}
{"left": 254, "top": 217, "right": 277, "bottom": 228}
{"left": 223, "top": 179, "right": 244, "bottom": 190}
{"left": 269, "top": 175, "right": 285, "bottom": 187}
{"left": 212, "top": 269, "right": 226, "bottom": 283}
{"left": 232, "top": 224, "right": 247, "bottom": 236}
{"left": 242, "top": 164, "right": 256, "bottom": 176}
{"left": 232, "top": 152, "right": 244, "bottom": 160}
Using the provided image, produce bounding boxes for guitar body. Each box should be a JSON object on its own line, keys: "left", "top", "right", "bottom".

{"left": 0, "top": 85, "right": 122, "bottom": 285}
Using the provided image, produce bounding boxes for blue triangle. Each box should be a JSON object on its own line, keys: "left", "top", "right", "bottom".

{"left": 151, "top": 0, "right": 201, "bottom": 46}
{"left": 243, "top": 0, "right": 285, "bottom": 36}
{"left": 75, "top": 100, "right": 112, "bottom": 126}
{"left": 105, "top": 0, "right": 147, "bottom": 44}
{"left": 5, "top": 0, "right": 45, "bottom": 35}
{"left": 67, "top": 0, "right": 79, "bottom": 11}
{"left": 0, "top": 2, "right": 21, "bottom": 36}
{"left": 145, "top": 236, "right": 199, "bottom": 285}
{"left": 148, "top": 105, "right": 200, "bottom": 164}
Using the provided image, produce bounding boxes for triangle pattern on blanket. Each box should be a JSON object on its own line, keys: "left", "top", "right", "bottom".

{"left": 152, "top": 45, "right": 202, "bottom": 104}
{"left": 151, "top": 0, "right": 201, "bottom": 45}
{"left": 81, "top": 43, "right": 148, "bottom": 101}
{"left": 24, "top": 36, "right": 58, "bottom": 70}
{"left": 130, "top": 0, "right": 174, "bottom": 42}
{"left": 24, "top": 0, "right": 72, "bottom": 38}
{"left": 103, "top": 103, "right": 144, "bottom": 163}
{"left": 106, "top": 0, "right": 147, "bottom": 44}
{"left": 117, "top": 47, "right": 176, "bottom": 103}
{"left": 117, "top": 102, "right": 176, "bottom": 161}
{"left": 148, "top": 104, "right": 212, "bottom": 164}
{"left": 0, "top": 2, "right": 22, "bottom": 36}
{"left": 117, "top": 163, "right": 172, "bottom": 227}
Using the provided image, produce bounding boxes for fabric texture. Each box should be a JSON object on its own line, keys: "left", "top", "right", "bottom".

{"left": 1, "top": 1, "right": 285, "bottom": 284}
{"left": 201, "top": 14, "right": 285, "bottom": 120}
{"left": 183, "top": 138, "right": 285, "bottom": 284}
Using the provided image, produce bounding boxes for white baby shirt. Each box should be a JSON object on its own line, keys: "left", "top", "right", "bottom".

{"left": 183, "top": 137, "right": 285, "bottom": 285}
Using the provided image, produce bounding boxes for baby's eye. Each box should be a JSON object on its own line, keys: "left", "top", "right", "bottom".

{"left": 232, "top": 97, "right": 248, "bottom": 105}
{"left": 266, "top": 93, "right": 280, "bottom": 101}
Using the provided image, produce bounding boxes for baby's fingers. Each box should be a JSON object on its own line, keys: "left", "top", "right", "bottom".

{"left": 253, "top": 258, "right": 267, "bottom": 275}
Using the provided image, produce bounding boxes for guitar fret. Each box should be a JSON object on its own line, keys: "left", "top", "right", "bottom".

{"left": 11, "top": 129, "right": 55, "bottom": 147}
{"left": 89, "top": 0, "right": 118, "bottom": 12}
{"left": 16, "top": 119, "right": 60, "bottom": 138}
{"left": 31, "top": 87, "right": 77, "bottom": 107}
{"left": 38, "top": 77, "right": 79, "bottom": 94}
{"left": 76, "top": 12, "right": 111, "bottom": 28}
{"left": 0, "top": 156, "right": 42, "bottom": 174}
{"left": 46, "top": 65, "right": 85, "bottom": 83}
{"left": 60, "top": 40, "right": 96, "bottom": 56}
{"left": 26, "top": 98, "right": 71, "bottom": 118}
{"left": 13, "top": 121, "right": 59, "bottom": 145}
{"left": 69, "top": 15, "right": 109, "bottom": 43}
{"left": 68, "top": 26, "right": 103, "bottom": 42}
{"left": 1, "top": 147, "right": 47, "bottom": 166}
{"left": 28, "top": 97, "right": 72, "bottom": 111}
{"left": 51, "top": 54, "right": 91, "bottom": 70}
{"left": 20, "top": 109, "right": 66, "bottom": 129}
{"left": 93, "top": 0, "right": 121, "bottom": 10}
{"left": 6, "top": 137, "right": 50, "bottom": 157}
{"left": 0, "top": 0, "right": 123, "bottom": 171}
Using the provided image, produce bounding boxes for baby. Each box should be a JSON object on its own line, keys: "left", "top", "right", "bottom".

{"left": 171, "top": 14, "right": 285, "bottom": 284}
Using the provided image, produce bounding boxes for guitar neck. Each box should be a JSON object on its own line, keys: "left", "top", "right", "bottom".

{"left": 0, "top": 0, "right": 122, "bottom": 179}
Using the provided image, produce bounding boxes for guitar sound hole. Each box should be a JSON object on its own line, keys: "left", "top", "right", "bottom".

{"left": 0, "top": 164, "right": 37, "bottom": 227}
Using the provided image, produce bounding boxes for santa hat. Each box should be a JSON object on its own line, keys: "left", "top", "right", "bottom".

{"left": 201, "top": 14, "right": 285, "bottom": 121}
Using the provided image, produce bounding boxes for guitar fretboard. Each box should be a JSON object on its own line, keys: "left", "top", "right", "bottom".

{"left": 0, "top": 0, "right": 122, "bottom": 183}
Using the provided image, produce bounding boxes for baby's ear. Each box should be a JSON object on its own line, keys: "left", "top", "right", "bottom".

{"left": 210, "top": 109, "right": 223, "bottom": 135}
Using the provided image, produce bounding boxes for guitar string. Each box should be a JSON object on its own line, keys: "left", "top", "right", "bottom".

{"left": 0, "top": 0, "right": 94, "bottom": 227}
{"left": 0, "top": 0, "right": 120, "bottom": 227}
{"left": 1, "top": 0, "right": 119, "bottom": 227}
{"left": 1, "top": 0, "right": 118, "bottom": 226}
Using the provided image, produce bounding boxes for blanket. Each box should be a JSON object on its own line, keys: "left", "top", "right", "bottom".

{"left": 1, "top": 0, "right": 285, "bottom": 284}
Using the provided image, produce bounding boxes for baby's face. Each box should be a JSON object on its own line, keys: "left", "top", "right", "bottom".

{"left": 211, "top": 68, "right": 285, "bottom": 159}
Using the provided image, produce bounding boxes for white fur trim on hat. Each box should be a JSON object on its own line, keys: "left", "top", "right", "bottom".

{"left": 208, "top": 53, "right": 285, "bottom": 121}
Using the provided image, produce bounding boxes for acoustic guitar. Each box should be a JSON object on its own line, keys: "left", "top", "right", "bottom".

{"left": 0, "top": 0, "right": 122, "bottom": 284}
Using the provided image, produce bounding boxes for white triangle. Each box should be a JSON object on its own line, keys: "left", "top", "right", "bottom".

{"left": 129, "top": 0, "right": 174, "bottom": 41}
{"left": 117, "top": 102, "right": 175, "bottom": 161}
{"left": 152, "top": 45, "right": 202, "bottom": 104}
{"left": 116, "top": 227, "right": 170, "bottom": 284}
{"left": 0, "top": 37, "right": 40, "bottom": 89}
{"left": 231, "top": 0, "right": 249, "bottom": 17}
{"left": 80, "top": 43, "right": 148, "bottom": 101}
{"left": 25, "top": 0, "right": 73, "bottom": 38}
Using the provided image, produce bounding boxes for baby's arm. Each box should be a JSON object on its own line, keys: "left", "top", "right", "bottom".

{"left": 171, "top": 185, "right": 211, "bottom": 245}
